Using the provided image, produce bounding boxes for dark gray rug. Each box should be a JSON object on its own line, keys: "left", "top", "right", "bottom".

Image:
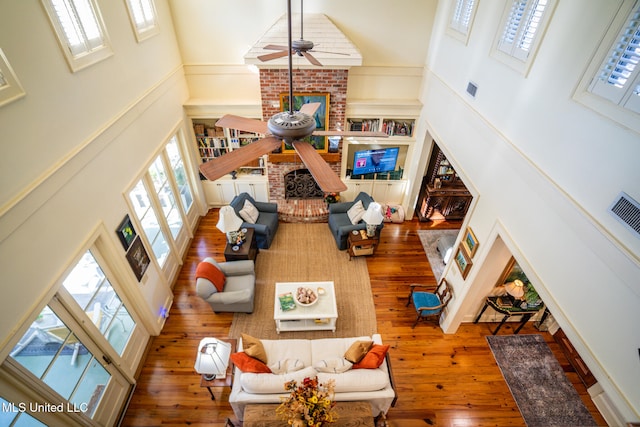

{"left": 487, "top": 334, "right": 598, "bottom": 427}
{"left": 417, "top": 229, "right": 459, "bottom": 283}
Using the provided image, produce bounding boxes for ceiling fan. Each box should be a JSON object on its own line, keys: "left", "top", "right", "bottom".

{"left": 257, "top": 0, "right": 349, "bottom": 67}
{"left": 199, "top": 0, "right": 387, "bottom": 193}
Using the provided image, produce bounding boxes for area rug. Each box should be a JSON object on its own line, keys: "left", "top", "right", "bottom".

{"left": 417, "top": 229, "right": 459, "bottom": 283}
{"left": 487, "top": 334, "right": 597, "bottom": 427}
{"left": 228, "top": 223, "right": 377, "bottom": 340}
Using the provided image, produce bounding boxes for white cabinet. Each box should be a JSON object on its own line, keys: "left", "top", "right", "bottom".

{"left": 235, "top": 179, "right": 269, "bottom": 202}
{"left": 371, "top": 180, "right": 406, "bottom": 204}
{"left": 202, "top": 177, "right": 269, "bottom": 207}
{"left": 343, "top": 180, "right": 374, "bottom": 202}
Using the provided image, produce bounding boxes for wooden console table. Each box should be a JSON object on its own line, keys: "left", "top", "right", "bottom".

{"left": 474, "top": 296, "right": 544, "bottom": 335}
{"left": 243, "top": 401, "right": 374, "bottom": 426}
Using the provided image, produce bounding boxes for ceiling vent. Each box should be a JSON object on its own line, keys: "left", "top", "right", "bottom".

{"left": 609, "top": 192, "right": 640, "bottom": 238}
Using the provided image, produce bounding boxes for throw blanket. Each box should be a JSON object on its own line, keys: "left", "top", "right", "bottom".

{"left": 195, "top": 261, "right": 226, "bottom": 291}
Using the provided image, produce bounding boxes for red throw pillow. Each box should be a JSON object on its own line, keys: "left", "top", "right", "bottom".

{"left": 352, "top": 344, "right": 390, "bottom": 369}
{"left": 195, "top": 261, "right": 226, "bottom": 292}
{"left": 230, "top": 352, "right": 271, "bottom": 373}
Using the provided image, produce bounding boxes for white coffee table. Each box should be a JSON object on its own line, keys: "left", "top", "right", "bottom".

{"left": 274, "top": 281, "right": 338, "bottom": 333}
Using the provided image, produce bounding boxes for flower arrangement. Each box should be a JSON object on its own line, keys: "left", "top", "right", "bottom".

{"left": 324, "top": 192, "right": 340, "bottom": 204}
{"left": 276, "top": 376, "right": 337, "bottom": 427}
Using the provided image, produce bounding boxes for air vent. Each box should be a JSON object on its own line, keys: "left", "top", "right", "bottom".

{"left": 466, "top": 81, "right": 478, "bottom": 98}
{"left": 609, "top": 192, "right": 640, "bottom": 237}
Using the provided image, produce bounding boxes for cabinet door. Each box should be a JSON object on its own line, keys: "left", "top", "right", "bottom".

{"left": 372, "top": 181, "right": 406, "bottom": 204}
{"left": 203, "top": 180, "right": 236, "bottom": 206}
{"left": 235, "top": 180, "right": 269, "bottom": 202}
{"left": 344, "top": 181, "right": 374, "bottom": 201}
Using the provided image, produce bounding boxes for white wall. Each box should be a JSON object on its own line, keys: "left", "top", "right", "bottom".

{"left": 424, "top": 0, "right": 640, "bottom": 421}
{"left": 0, "top": 1, "right": 190, "bottom": 350}
{"left": 171, "top": 0, "right": 436, "bottom": 105}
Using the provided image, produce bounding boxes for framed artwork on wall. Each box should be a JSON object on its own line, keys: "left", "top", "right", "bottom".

{"left": 126, "top": 236, "right": 150, "bottom": 282}
{"left": 454, "top": 244, "right": 473, "bottom": 279}
{"left": 116, "top": 214, "right": 137, "bottom": 251}
{"left": 462, "top": 226, "right": 479, "bottom": 258}
{"left": 279, "top": 92, "right": 329, "bottom": 153}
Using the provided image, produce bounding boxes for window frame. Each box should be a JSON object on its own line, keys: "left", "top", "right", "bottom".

{"left": 447, "top": 0, "right": 479, "bottom": 45}
{"left": 0, "top": 48, "right": 26, "bottom": 107}
{"left": 41, "top": 0, "right": 113, "bottom": 72}
{"left": 574, "top": 0, "right": 640, "bottom": 134}
{"left": 124, "top": 0, "right": 160, "bottom": 42}
{"left": 491, "top": 0, "right": 557, "bottom": 75}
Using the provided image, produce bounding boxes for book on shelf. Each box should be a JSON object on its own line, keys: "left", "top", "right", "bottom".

{"left": 278, "top": 293, "right": 296, "bottom": 311}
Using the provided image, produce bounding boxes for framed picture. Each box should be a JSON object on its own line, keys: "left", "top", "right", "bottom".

{"left": 462, "top": 227, "right": 479, "bottom": 258}
{"left": 116, "top": 214, "right": 137, "bottom": 251}
{"left": 126, "top": 236, "right": 150, "bottom": 282}
{"left": 454, "top": 244, "right": 473, "bottom": 279}
{"left": 279, "top": 92, "right": 329, "bottom": 152}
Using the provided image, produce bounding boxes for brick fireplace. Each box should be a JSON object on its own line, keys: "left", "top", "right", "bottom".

{"left": 259, "top": 68, "right": 348, "bottom": 221}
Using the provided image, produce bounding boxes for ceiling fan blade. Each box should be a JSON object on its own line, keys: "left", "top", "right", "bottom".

{"left": 292, "top": 141, "right": 347, "bottom": 193}
{"left": 299, "top": 102, "right": 320, "bottom": 116}
{"left": 258, "top": 50, "right": 291, "bottom": 62}
{"left": 199, "top": 137, "right": 282, "bottom": 181}
{"left": 313, "top": 130, "right": 389, "bottom": 138}
{"left": 216, "top": 115, "right": 269, "bottom": 135}
{"left": 262, "top": 44, "right": 290, "bottom": 51}
{"left": 309, "top": 49, "right": 350, "bottom": 56}
{"left": 302, "top": 51, "right": 323, "bottom": 66}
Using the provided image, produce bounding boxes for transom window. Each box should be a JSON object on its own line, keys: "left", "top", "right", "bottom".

{"left": 125, "top": 0, "right": 159, "bottom": 42}
{"left": 493, "top": 0, "right": 557, "bottom": 73}
{"left": 41, "top": 0, "right": 113, "bottom": 71}
{"left": 448, "top": 0, "right": 478, "bottom": 43}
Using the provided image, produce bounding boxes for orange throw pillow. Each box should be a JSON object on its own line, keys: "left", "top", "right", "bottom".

{"left": 353, "top": 344, "right": 390, "bottom": 369}
{"left": 196, "top": 261, "right": 226, "bottom": 292}
{"left": 231, "top": 352, "right": 271, "bottom": 373}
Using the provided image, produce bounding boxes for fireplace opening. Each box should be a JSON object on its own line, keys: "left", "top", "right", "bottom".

{"left": 284, "top": 169, "right": 324, "bottom": 199}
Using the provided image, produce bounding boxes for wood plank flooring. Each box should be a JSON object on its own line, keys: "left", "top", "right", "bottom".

{"left": 121, "top": 210, "right": 606, "bottom": 427}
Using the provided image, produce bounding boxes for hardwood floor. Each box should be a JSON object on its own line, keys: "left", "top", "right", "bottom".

{"left": 121, "top": 210, "right": 606, "bottom": 427}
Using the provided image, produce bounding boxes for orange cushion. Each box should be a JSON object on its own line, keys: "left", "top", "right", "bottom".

{"left": 196, "top": 261, "right": 226, "bottom": 292}
{"left": 231, "top": 352, "right": 271, "bottom": 373}
{"left": 353, "top": 344, "right": 390, "bottom": 369}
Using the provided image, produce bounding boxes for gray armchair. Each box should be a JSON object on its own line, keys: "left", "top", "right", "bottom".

{"left": 195, "top": 257, "right": 255, "bottom": 313}
{"left": 229, "top": 193, "right": 279, "bottom": 249}
{"left": 328, "top": 192, "right": 384, "bottom": 250}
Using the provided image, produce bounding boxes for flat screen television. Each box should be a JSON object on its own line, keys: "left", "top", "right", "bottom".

{"left": 352, "top": 147, "right": 399, "bottom": 176}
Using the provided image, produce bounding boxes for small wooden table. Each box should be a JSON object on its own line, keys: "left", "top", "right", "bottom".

{"left": 199, "top": 338, "right": 237, "bottom": 400}
{"left": 347, "top": 229, "right": 380, "bottom": 260}
{"left": 243, "top": 401, "right": 374, "bottom": 426}
{"left": 224, "top": 228, "right": 258, "bottom": 262}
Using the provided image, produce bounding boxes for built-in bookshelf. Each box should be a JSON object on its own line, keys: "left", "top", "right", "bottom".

{"left": 192, "top": 118, "right": 266, "bottom": 179}
{"left": 347, "top": 117, "right": 415, "bottom": 137}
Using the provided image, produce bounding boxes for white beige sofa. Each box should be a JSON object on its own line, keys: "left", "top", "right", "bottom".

{"left": 229, "top": 334, "right": 397, "bottom": 421}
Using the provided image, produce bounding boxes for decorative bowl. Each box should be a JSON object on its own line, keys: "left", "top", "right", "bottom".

{"left": 294, "top": 287, "right": 319, "bottom": 307}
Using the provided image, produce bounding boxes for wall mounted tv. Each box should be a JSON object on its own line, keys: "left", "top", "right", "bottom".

{"left": 352, "top": 147, "right": 399, "bottom": 176}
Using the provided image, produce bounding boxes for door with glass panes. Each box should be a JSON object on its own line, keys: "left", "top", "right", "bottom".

{"left": 2, "top": 247, "right": 147, "bottom": 426}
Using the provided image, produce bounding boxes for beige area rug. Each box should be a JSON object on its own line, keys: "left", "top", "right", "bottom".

{"left": 228, "top": 223, "right": 377, "bottom": 340}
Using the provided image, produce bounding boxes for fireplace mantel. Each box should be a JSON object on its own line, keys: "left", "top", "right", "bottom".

{"left": 268, "top": 153, "right": 341, "bottom": 163}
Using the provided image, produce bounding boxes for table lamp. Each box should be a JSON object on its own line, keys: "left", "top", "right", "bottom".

{"left": 194, "top": 338, "right": 232, "bottom": 381}
{"left": 362, "top": 202, "right": 384, "bottom": 237}
{"left": 505, "top": 279, "right": 525, "bottom": 299}
{"left": 216, "top": 206, "right": 243, "bottom": 244}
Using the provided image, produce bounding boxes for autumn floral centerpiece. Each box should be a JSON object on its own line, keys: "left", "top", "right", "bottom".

{"left": 276, "top": 376, "right": 337, "bottom": 427}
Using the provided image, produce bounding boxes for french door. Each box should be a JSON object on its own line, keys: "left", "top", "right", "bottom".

{"left": 1, "top": 247, "right": 147, "bottom": 426}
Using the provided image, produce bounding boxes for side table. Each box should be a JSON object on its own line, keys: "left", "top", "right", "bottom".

{"left": 199, "top": 338, "right": 237, "bottom": 400}
{"left": 347, "top": 229, "right": 380, "bottom": 260}
{"left": 224, "top": 228, "right": 258, "bottom": 262}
